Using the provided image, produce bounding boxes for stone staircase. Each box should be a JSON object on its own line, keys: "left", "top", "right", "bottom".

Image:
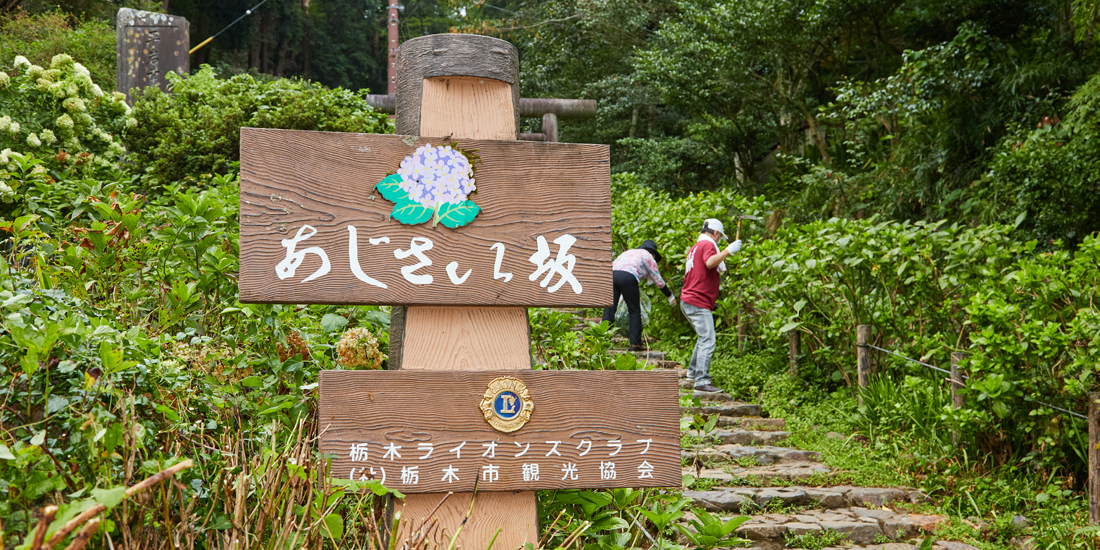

{"left": 562, "top": 310, "right": 979, "bottom": 549}
{"left": 677, "top": 390, "right": 977, "bottom": 549}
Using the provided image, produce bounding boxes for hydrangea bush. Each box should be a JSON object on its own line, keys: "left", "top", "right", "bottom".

{"left": 375, "top": 143, "right": 481, "bottom": 228}
{"left": 0, "top": 53, "right": 133, "bottom": 197}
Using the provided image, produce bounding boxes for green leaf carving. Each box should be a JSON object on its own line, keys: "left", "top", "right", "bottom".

{"left": 436, "top": 200, "right": 481, "bottom": 229}
{"left": 374, "top": 173, "right": 408, "bottom": 203}
{"left": 390, "top": 196, "right": 434, "bottom": 225}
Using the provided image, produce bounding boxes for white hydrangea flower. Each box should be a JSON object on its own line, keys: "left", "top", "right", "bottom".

{"left": 26, "top": 133, "right": 41, "bottom": 147}
{"left": 63, "top": 97, "right": 86, "bottom": 112}
{"left": 0, "top": 73, "right": 9, "bottom": 89}
{"left": 56, "top": 114, "right": 74, "bottom": 130}
{"left": 91, "top": 83, "right": 104, "bottom": 98}
{"left": 0, "top": 148, "right": 11, "bottom": 163}
{"left": 0, "top": 181, "right": 15, "bottom": 203}
{"left": 42, "top": 69, "right": 59, "bottom": 81}
{"left": 26, "top": 65, "right": 43, "bottom": 79}
{"left": 13, "top": 56, "right": 30, "bottom": 69}
{"left": 64, "top": 137, "right": 80, "bottom": 149}
{"left": 38, "top": 79, "right": 53, "bottom": 93}
{"left": 0, "top": 116, "right": 9, "bottom": 132}
{"left": 75, "top": 112, "right": 92, "bottom": 125}
{"left": 107, "top": 141, "right": 125, "bottom": 157}
{"left": 31, "top": 164, "right": 47, "bottom": 175}
{"left": 38, "top": 129, "right": 56, "bottom": 144}
{"left": 9, "top": 121, "right": 20, "bottom": 135}
{"left": 72, "top": 61, "right": 89, "bottom": 76}
{"left": 125, "top": 117, "right": 138, "bottom": 129}
{"left": 50, "top": 54, "right": 73, "bottom": 70}
{"left": 111, "top": 91, "right": 126, "bottom": 102}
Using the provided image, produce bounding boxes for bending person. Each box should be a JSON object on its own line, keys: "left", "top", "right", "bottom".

{"left": 601, "top": 239, "right": 675, "bottom": 351}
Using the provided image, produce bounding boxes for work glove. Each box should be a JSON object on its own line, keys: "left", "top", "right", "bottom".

{"left": 726, "top": 239, "right": 742, "bottom": 255}
{"left": 668, "top": 294, "right": 677, "bottom": 307}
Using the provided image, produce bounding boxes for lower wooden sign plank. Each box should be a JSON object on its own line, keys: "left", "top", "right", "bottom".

{"left": 239, "top": 128, "right": 613, "bottom": 307}
{"left": 318, "top": 370, "right": 680, "bottom": 493}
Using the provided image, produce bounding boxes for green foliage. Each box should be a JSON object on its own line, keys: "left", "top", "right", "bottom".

{"left": 125, "top": 65, "right": 393, "bottom": 187}
{"left": 0, "top": 10, "right": 115, "bottom": 88}
{"left": 784, "top": 529, "right": 848, "bottom": 550}
{"left": 0, "top": 52, "right": 132, "bottom": 192}
{"left": 675, "top": 511, "right": 750, "bottom": 549}
{"left": 529, "top": 309, "right": 642, "bottom": 370}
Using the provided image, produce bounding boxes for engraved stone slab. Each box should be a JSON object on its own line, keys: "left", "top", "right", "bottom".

{"left": 116, "top": 8, "right": 189, "bottom": 103}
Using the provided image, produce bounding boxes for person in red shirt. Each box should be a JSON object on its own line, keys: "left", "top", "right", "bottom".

{"left": 680, "top": 218, "right": 743, "bottom": 393}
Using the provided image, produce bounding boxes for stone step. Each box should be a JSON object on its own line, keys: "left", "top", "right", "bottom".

{"left": 684, "top": 462, "right": 832, "bottom": 483}
{"left": 683, "top": 444, "right": 816, "bottom": 464}
{"left": 681, "top": 486, "right": 931, "bottom": 514}
{"left": 685, "top": 429, "right": 790, "bottom": 446}
{"left": 681, "top": 402, "right": 763, "bottom": 417}
{"left": 732, "top": 508, "right": 946, "bottom": 546}
{"left": 693, "top": 390, "right": 732, "bottom": 402}
{"left": 682, "top": 416, "right": 786, "bottom": 430}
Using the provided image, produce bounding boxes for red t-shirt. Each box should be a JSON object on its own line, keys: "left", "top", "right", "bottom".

{"left": 681, "top": 238, "right": 721, "bottom": 311}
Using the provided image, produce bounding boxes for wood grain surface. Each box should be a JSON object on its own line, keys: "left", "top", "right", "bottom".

{"left": 318, "top": 370, "right": 681, "bottom": 493}
{"left": 421, "top": 77, "right": 516, "bottom": 140}
{"left": 238, "top": 128, "right": 612, "bottom": 307}
{"left": 396, "top": 34, "right": 521, "bottom": 137}
{"left": 400, "top": 307, "right": 531, "bottom": 369}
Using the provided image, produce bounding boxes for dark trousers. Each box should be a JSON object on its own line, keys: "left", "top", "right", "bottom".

{"left": 602, "top": 270, "right": 642, "bottom": 348}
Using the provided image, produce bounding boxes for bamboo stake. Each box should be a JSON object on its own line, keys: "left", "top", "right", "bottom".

{"left": 30, "top": 505, "right": 58, "bottom": 550}
{"left": 44, "top": 460, "right": 194, "bottom": 550}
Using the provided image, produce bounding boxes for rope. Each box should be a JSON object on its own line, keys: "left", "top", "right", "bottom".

{"left": 858, "top": 343, "right": 1088, "bottom": 421}
{"left": 188, "top": 0, "right": 272, "bottom": 55}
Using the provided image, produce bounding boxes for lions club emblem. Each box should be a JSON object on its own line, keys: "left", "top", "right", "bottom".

{"left": 479, "top": 377, "right": 534, "bottom": 433}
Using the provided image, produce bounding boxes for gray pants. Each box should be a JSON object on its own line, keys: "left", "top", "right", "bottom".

{"left": 680, "top": 301, "right": 715, "bottom": 388}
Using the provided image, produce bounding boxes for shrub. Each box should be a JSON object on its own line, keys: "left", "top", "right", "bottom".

{"left": 125, "top": 66, "right": 394, "bottom": 187}
{"left": 0, "top": 53, "right": 133, "bottom": 207}
{"left": 0, "top": 10, "right": 116, "bottom": 89}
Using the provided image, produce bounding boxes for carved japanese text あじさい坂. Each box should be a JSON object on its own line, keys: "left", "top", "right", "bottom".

{"left": 239, "top": 128, "right": 612, "bottom": 307}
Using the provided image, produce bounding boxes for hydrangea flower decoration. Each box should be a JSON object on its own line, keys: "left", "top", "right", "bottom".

{"left": 373, "top": 143, "right": 481, "bottom": 228}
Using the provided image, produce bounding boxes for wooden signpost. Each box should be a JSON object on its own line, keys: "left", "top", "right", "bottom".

{"left": 240, "top": 33, "right": 679, "bottom": 549}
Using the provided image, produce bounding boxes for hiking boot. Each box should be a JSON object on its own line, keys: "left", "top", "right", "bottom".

{"left": 693, "top": 384, "right": 723, "bottom": 393}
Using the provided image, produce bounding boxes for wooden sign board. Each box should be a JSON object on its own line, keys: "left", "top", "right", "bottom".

{"left": 239, "top": 128, "right": 612, "bottom": 307}
{"left": 318, "top": 370, "right": 681, "bottom": 492}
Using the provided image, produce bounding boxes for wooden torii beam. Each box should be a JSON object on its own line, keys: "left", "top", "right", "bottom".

{"left": 365, "top": 94, "right": 596, "bottom": 142}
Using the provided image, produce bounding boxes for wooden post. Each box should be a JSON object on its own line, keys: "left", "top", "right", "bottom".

{"left": 1091, "top": 393, "right": 1099, "bottom": 525}
{"left": 856, "top": 325, "right": 870, "bottom": 403}
{"left": 789, "top": 331, "right": 800, "bottom": 376}
{"left": 542, "top": 112, "right": 559, "bottom": 142}
{"left": 390, "top": 34, "right": 537, "bottom": 548}
{"left": 737, "top": 306, "right": 747, "bottom": 351}
{"left": 951, "top": 352, "right": 966, "bottom": 446}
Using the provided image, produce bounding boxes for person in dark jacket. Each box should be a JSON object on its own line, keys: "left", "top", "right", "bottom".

{"left": 601, "top": 239, "right": 676, "bottom": 351}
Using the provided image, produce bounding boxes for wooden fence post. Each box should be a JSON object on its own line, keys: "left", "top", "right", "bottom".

{"left": 856, "top": 325, "right": 871, "bottom": 404}
{"left": 1090, "top": 392, "right": 1099, "bottom": 525}
{"left": 951, "top": 352, "right": 967, "bottom": 446}
{"left": 789, "top": 331, "right": 800, "bottom": 376}
{"left": 737, "top": 306, "right": 747, "bottom": 351}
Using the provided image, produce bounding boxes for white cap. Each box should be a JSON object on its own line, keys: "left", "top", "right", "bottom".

{"left": 703, "top": 218, "right": 726, "bottom": 239}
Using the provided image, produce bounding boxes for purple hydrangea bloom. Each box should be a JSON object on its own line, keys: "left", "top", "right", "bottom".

{"left": 396, "top": 144, "right": 476, "bottom": 208}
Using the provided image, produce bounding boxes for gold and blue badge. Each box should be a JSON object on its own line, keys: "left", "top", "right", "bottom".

{"left": 480, "top": 377, "right": 534, "bottom": 433}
